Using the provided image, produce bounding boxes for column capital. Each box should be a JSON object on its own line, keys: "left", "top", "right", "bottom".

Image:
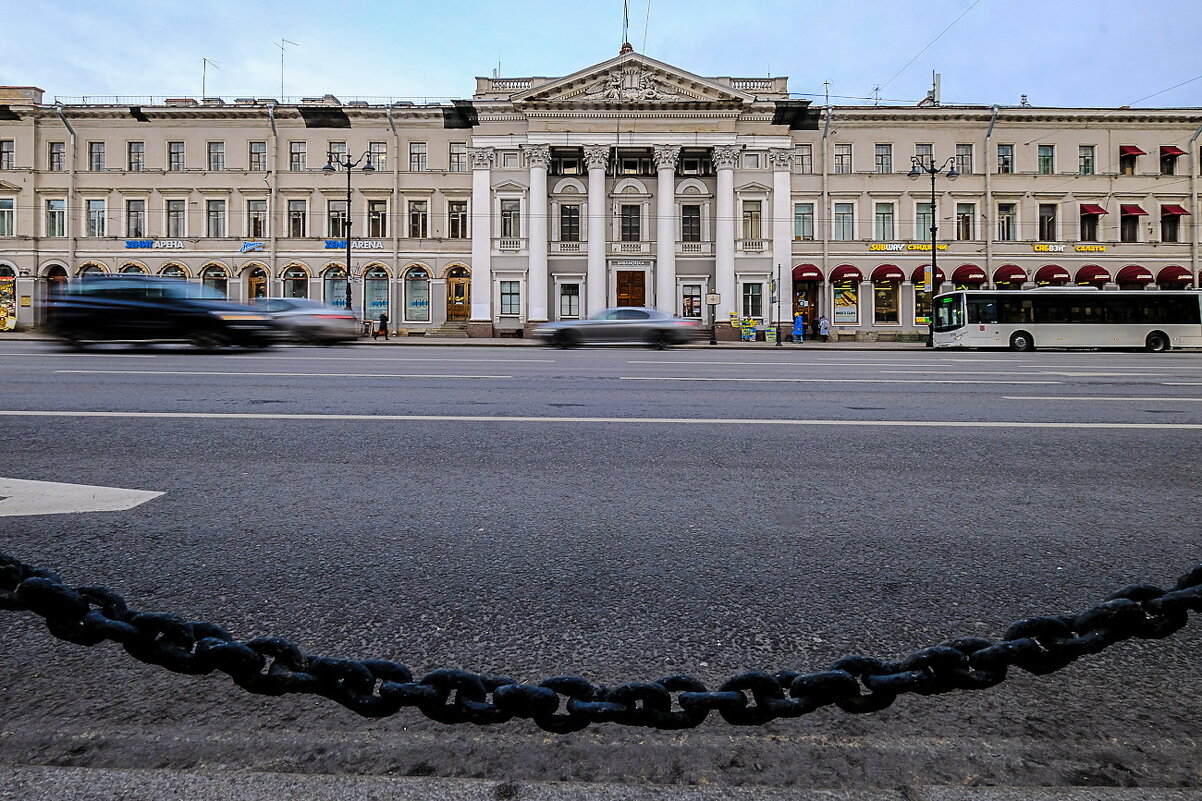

{"left": 712, "top": 144, "right": 743, "bottom": 170}
{"left": 583, "top": 144, "right": 610, "bottom": 171}
{"left": 652, "top": 144, "right": 682, "bottom": 171}
{"left": 467, "top": 146, "right": 495, "bottom": 170}
{"left": 522, "top": 144, "right": 552, "bottom": 170}
{"left": 768, "top": 148, "right": 794, "bottom": 172}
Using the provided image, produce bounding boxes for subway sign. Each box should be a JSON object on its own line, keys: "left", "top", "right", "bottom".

{"left": 868, "top": 243, "right": 948, "bottom": 252}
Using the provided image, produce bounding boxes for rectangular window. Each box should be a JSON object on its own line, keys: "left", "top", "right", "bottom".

{"left": 743, "top": 152, "right": 760, "bottom": 169}
{"left": 560, "top": 283, "right": 580, "bottom": 318}
{"left": 1037, "top": 145, "right": 1054, "bottom": 175}
{"left": 166, "top": 199, "right": 186, "bottom": 237}
{"left": 1038, "top": 203, "right": 1057, "bottom": 240}
{"left": 46, "top": 199, "right": 66, "bottom": 237}
{"left": 915, "top": 143, "right": 932, "bottom": 168}
{"left": 997, "top": 144, "right": 1014, "bottom": 174}
{"left": 956, "top": 203, "right": 975, "bottom": 240}
{"left": 500, "top": 199, "right": 521, "bottom": 238}
{"left": 0, "top": 198, "right": 12, "bottom": 236}
{"left": 741, "top": 283, "right": 763, "bottom": 318}
{"left": 1119, "top": 148, "right": 1138, "bottom": 175}
{"left": 409, "top": 142, "right": 427, "bottom": 172}
{"left": 287, "top": 199, "right": 306, "bottom": 237}
{"left": 1121, "top": 213, "right": 1139, "bottom": 243}
{"left": 449, "top": 142, "right": 467, "bottom": 172}
{"left": 559, "top": 204, "right": 580, "bottom": 241}
{"left": 833, "top": 202, "right": 854, "bottom": 241}
{"left": 408, "top": 200, "right": 428, "bottom": 238}
{"left": 368, "top": 200, "right": 387, "bottom": 237}
{"left": 874, "top": 283, "right": 899, "bottom": 324}
{"left": 833, "top": 143, "right": 852, "bottom": 174}
{"left": 998, "top": 203, "right": 1016, "bottom": 240}
{"left": 680, "top": 205, "right": 701, "bottom": 242}
{"left": 327, "top": 199, "right": 348, "bottom": 237}
{"left": 500, "top": 280, "right": 521, "bottom": 315}
{"left": 682, "top": 285, "right": 702, "bottom": 318}
{"left": 207, "top": 141, "right": 225, "bottom": 171}
{"left": 127, "top": 141, "right": 144, "bottom": 171}
{"left": 369, "top": 141, "right": 387, "bottom": 170}
{"left": 1080, "top": 212, "right": 1099, "bottom": 242}
{"left": 126, "top": 199, "right": 145, "bottom": 238}
{"left": 741, "top": 200, "right": 762, "bottom": 239}
{"left": 620, "top": 203, "right": 641, "bottom": 241}
{"left": 167, "top": 141, "right": 185, "bottom": 171}
{"left": 955, "top": 143, "right": 973, "bottom": 175}
{"left": 793, "top": 144, "right": 813, "bottom": 174}
{"left": 874, "top": 144, "right": 892, "bottom": 174}
{"left": 1161, "top": 151, "right": 1178, "bottom": 176}
{"left": 289, "top": 141, "right": 306, "bottom": 171}
{"left": 88, "top": 142, "right": 105, "bottom": 171}
{"left": 448, "top": 200, "right": 468, "bottom": 238}
{"left": 86, "top": 199, "right": 105, "bottom": 237}
{"left": 793, "top": 202, "right": 814, "bottom": 240}
{"left": 0, "top": 140, "right": 13, "bottom": 170}
{"left": 1162, "top": 214, "right": 1180, "bottom": 243}
{"left": 248, "top": 141, "right": 267, "bottom": 171}
{"left": 48, "top": 142, "right": 65, "bottom": 172}
{"left": 206, "top": 199, "right": 226, "bottom": 237}
{"left": 326, "top": 141, "right": 347, "bottom": 169}
{"left": 247, "top": 199, "right": 267, "bottom": 238}
{"left": 916, "top": 202, "right": 933, "bottom": 239}
{"left": 1079, "top": 145, "right": 1095, "bottom": 175}
{"left": 874, "top": 202, "right": 894, "bottom": 240}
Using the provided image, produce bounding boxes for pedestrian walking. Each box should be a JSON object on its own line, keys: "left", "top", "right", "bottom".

{"left": 810, "top": 316, "right": 820, "bottom": 341}
{"left": 818, "top": 315, "right": 830, "bottom": 343}
{"left": 374, "top": 311, "right": 390, "bottom": 341}
{"left": 791, "top": 312, "right": 806, "bottom": 343}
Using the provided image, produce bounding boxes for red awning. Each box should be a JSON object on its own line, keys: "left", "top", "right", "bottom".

{"left": 1120, "top": 204, "right": 1148, "bottom": 216}
{"left": 908, "top": 264, "right": 946, "bottom": 285}
{"left": 1157, "top": 265, "right": 1193, "bottom": 285}
{"left": 1034, "top": 264, "right": 1070, "bottom": 284}
{"left": 1161, "top": 204, "right": 1191, "bottom": 216}
{"left": 994, "top": 264, "right": 1027, "bottom": 283}
{"left": 1119, "top": 145, "right": 1146, "bottom": 156}
{"left": 1161, "top": 145, "right": 1186, "bottom": 157}
{"left": 1075, "top": 264, "right": 1111, "bottom": 284}
{"left": 829, "top": 264, "right": 863, "bottom": 283}
{"left": 792, "top": 263, "right": 823, "bottom": 281}
{"left": 951, "top": 264, "right": 986, "bottom": 283}
{"left": 1115, "top": 265, "right": 1154, "bottom": 284}
{"left": 1079, "top": 203, "right": 1108, "bottom": 216}
{"left": 871, "top": 264, "right": 904, "bottom": 282}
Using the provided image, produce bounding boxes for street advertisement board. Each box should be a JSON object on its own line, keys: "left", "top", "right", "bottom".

{"left": 833, "top": 284, "right": 858, "bottom": 324}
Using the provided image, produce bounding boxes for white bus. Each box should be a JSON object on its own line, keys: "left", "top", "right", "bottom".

{"left": 932, "top": 288, "right": 1202, "bottom": 352}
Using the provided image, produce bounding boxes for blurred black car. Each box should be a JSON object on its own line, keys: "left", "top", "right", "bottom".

{"left": 532, "top": 307, "right": 702, "bottom": 348}
{"left": 47, "top": 276, "right": 281, "bottom": 350}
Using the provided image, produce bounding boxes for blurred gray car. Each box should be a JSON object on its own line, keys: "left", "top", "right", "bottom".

{"left": 532, "top": 307, "right": 702, "bottom": 349}
{"left": 252, "top": 298, "right": 359, "bottom": 344}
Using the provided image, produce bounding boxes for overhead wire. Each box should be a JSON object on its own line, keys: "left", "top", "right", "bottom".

{"left": 877, "top": 0, "right": 985, "bottom": 93}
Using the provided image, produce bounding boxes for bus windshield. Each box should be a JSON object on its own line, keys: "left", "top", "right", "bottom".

{"left": 932, "top": 293, "right": 964, "bottom": 332}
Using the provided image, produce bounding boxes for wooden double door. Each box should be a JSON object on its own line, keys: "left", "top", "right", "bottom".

{"left": 616, "top": 270, "right": 646, "bottom": 307}
{"left": 447, "top": 266, "right": 470, "bottom": 321}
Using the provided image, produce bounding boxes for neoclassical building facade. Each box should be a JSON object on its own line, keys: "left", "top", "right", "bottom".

{"left": 0, "top": 50, "right": 1199, "bottom": 338}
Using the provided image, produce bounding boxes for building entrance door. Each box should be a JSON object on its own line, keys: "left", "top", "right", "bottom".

{"left": 793, "top": 280, "right": 818, "bottom": 322}
{"left": 248, "top": 268, "right": 268, "bottom": 300}
{"left": 616, "top": 271, "right": 646, "bottom": 307}
{"left": 446, "top": 266, "right": 470, "bottom": 321}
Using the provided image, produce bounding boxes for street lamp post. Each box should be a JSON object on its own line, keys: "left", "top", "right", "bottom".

{"left": 323, "top": 151, "right": 375, "bottom": 321}
{"left": 908, "top": 153, "right": 958, "bottom": 346}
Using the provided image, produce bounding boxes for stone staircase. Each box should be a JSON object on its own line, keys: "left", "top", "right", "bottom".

{"left": 421, "top": 321, "right": 470, "bottom": 338}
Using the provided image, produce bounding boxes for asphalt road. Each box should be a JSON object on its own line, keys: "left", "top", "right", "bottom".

{"left": 1, "top": 341, "right": 1200, "bottom": 791}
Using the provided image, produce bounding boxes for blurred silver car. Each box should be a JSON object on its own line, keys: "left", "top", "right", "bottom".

{"left": 252, "top": 298, "right": 359, "bottom": 344}
{"left": 533, "top": 307, "right": 702, "bottom": 349}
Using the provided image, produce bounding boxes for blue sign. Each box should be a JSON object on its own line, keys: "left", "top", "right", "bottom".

{"left": 240, "top": 242, "right": 264, "bottom": 253}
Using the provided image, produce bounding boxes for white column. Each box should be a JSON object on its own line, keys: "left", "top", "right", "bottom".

{"left": 769, "top": 148, "right": 793, "bottom": 326}
{"left": 469, "top": 147, "right": 494, "bottom": 324}
{"left": 584, "top": 144, "right": 609, "bottom": 315}
{"left": 713, "top": 145, "right": 742, "bottom": 323}
{"left": 653, "top": 145, "right": 681, "bottom": 314}
{"left": 523, "top": 144, "right": 551, "bottom": 322}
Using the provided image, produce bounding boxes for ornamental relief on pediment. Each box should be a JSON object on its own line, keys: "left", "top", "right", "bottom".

{"left": 564, "top": 66, "right": 701, "bottom": 102}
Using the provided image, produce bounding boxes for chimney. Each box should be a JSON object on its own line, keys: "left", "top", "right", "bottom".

{"left": 0, "top": 86, "right": 45, "bottom": 105}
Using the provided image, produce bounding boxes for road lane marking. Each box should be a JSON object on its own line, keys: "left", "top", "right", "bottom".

{"left": 1004, "top": 396, "right": 1202, "bottom": 402}
{"left": 0, "top": 477, "right": 163, "bottom": 517}
{"left": 1, "top": 410, "right": 1199, "bottom": 429}
{"left": 876, "top": 370, "right": 1164, "bottom": 377}
{"left": 224, "top": 356, "right": 555, "bottom": 363}
{"left": 618, "top": 376, "right": 1062, "bottom": 385}
{"left": 53, "top": 370, "right": 513, "bottom": 379}
{"left": 1164, "top": 382, "right": 1202, "bottom": 386}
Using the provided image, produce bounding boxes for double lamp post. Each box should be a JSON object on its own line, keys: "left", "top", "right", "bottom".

{"left": 322, "top": 151, "right": 375, "bottom": 316}
{"left": 908, "top": 153, "right": 958, "bottom": 343}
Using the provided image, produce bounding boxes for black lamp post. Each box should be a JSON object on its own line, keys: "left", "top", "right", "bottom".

{"left": 908, "top": 153, "right": 958, "bottom": 346}
{"left": 323, "top": 151, "right": 375, "bottom": 317}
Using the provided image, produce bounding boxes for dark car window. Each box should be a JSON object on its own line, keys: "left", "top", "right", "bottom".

{"left": 615, "top": 309, "right": 650, "bottom": 320}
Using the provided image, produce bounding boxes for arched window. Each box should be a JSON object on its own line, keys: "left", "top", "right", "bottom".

{"left": 870, "top": 265, "right": 903, "bottom": 325}
{"left": 404, "top": 266, "right": 430, "bottom": 322}
{"left": 0, "top": 265, "right": 14, "bottom": 316}
{"left": 202, "top": 264, "right": 229, "bottom": 298}
{"left": 283, "top": 266, "right": 309, "bottom": 298}
{"left": 247, "top": 266, "right": 269, "bottom": 300}
{"left": 160, "top": 264, "right": 187, "bottom": 279}
{"left": 78, "top": 263, "right": 105, "bottom": 276}
{"left": 323, "top": 265, "right": 349, "bottom": 309}
{"left": 364, "top": 266, "right": 390, "bottom": 321}
{"left": 120, "top": 263, "right": 147, "bottom": 274}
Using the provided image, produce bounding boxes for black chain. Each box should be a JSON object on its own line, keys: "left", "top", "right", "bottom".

{"left": 2, "top": 552, "right": 1199, "bottom": 732}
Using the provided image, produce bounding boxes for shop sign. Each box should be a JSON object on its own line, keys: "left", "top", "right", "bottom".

{"left": 1075, "top": 245, "right": 1106, "bottom": 252}
{"left": 324, "top": 240, "right": 384, "bottom": 250}
{"left": 868, "top": 243, "right": 947, "bottom": 252}
{"left": 705, "top": 292, "right": 721, "bottom": 306}
{"left": 125, "top": 240, "right": 184, "bottom": 249}
{"left": 240, "top": 242, "right": 265, "bottom": 253}
{"left": 1033, "top": 244, "right": 1108, "bottom": 253}
{"left": 20, "top": 295, "right": 31, "bottom": 307}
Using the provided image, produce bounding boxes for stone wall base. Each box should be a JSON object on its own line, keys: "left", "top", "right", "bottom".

{"left": 467, "top": 321, "right": 495, "bottom": 338}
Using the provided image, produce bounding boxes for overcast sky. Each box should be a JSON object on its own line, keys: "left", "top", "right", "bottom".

{"left": 3, "top": 0, "right": 1198, "bottom": 108}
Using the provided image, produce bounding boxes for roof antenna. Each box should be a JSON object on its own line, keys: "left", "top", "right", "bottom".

{"left": 823, "top": 80, "right": 830, "bottom": 107}
{"left": 277, "top": 39, "right": 299, "bottom": 100}
{"left": 619, "top": 0, "right": 633, "bottom": 54}
{"left": 201, "top": 58, "right": 220, "bottom": 98}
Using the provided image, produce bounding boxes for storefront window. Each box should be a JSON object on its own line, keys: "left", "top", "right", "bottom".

{"left": 247, "top": 267, "right": 268, "bottom": 299}
{"left": 283, "top": 267, "right": 308, "bottom": 298}
{"left": 160, "top": 264, "right": 186, "bottom": 279}
{"left": 364, "top": 266, "right": 389, "bottom": 321}
{"left": 832, "top": 282, "right": 859, "bottom": 325}
{"left": 324, "top": 267, "right": 349, "bottom": 309}
{"left": 874, "top": 281, "right": 899, "bottom": 324}
{"left": 405, "top": 267, "right": 430, "bottom": 321}
{"left": 681, "top": 284, "right": 701, "bottom": 318}
{"left": 0, "top": 266, "right": 15, "bottom": 323}
{"left": 201, "top": 265, "right": 228, "bottom": 298}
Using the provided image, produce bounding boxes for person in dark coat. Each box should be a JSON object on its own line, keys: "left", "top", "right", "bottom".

{"left": 374, "top": 311, "right": 389, "bottom": 340}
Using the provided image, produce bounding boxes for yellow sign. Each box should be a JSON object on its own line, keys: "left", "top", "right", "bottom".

{"left": 728, "top": 312, "right": 740, "bottom": 328}
{"left": 20, "top": 295, "right": 31, "bottom": 307}
{"left": 1075, "top": 245, "right": 1107, "bottom": 252}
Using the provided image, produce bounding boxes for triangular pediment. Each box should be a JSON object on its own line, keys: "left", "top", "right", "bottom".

{"left": 736, "top": 181, "right": 773, "bottom": 193}
{"left": 0, "top": 180, "right": 20, "bottom": 192}
{"left": 512, "top": 52, "right": 754, "bottom": 104}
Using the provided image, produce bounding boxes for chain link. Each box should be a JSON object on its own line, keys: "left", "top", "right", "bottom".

{"left": 2, "top": 553, "right": 1199, "bottom": 731}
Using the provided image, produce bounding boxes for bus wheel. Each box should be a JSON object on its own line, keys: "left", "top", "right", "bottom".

{"left": 1009, "top": 331, "right": 1034, "bottom": 352}
{"left": 1145, "top": 332, "right": 1171, "bottom": 353}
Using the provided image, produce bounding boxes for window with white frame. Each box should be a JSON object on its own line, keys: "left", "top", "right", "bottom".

{"left": 206, "top": 199, "right": 226, "bottom": 237}
{"left": 500, "top": 280, "right": 521, "bottom": 315}
{"left": 249, "top": 141, "right": 267, "bottom": 171}
{"left": 559, "top": 204, "right": 580, "bottom": 242}
{"left": 915, "top": 202, "right": 933, "bottom": 239}
{"left": 1079, "top": 145, "right": 1095, "bottom": 175}
{"left": 166, "top": 199, "right": 186, "bottom": 237}
{"left": 874, "top": 144, "right": 892, "bottom": 174}
{"left": 0, "top": 198, "right": 14, "bottom": 236}
{"left": 46, "top": 199, "right": 65, "bottom": 236}
{"left": 449, "top": 142, "right": 467, "bottom": 172}
{"left": 127, "top": 141, "right": 144, "bottom": 171}
{"left": 287, "top": 199, "right": 306, "bottom": 237}
{"left": 874, "top": 202, "right": 894, "bottom": 240}
{"left": 997, "top": 144, "right": 1014, "bottom": 173}
{"left": 368, "top": 200, "right": 387, "bottom": 237}
{"left": 408, "top": 200, "right": 428, "bottom": 238}
{"left": 833, "top": 202, "right": 854, "bottom": 240}
{"left": 681, "top": 284, "right": 702, "bottom": 318}
{"left": 88, "top": 142, "right": 105, "bottom": 171}
{"left": 247, "top": 199, "right": 267, "bottom": 238}
{"left": 501, "top": 152, "right": 519, "bottom": 169}
{"left": 559, "top": 283, "right": 580, "bottom": 318}
{"left": 0, "top": 140, "right": 13, "bottom": 170}
{"left": 741, "top": 282, "right": 763, "bottom": 318}
{"left": 793, "top": 144, "right": 813, "bottom": 174}
{"left": 126, "top": 199, "right": 145, "bottom": 238}
{"left": 207, "top": 142, "right": 225, "bottom": 171}
{"left": 326, "top": 141, "right": 347, "bottom": 168}
{"left": 369, "top": 141, "right": 387, "bottom": 169}
{"left": 1037, "top": 145, "right": 1054, "bottom": 175}
{"left": 833, "top": 143, "right": 852, "bottom": 174}
{"left": 743, "top": 152, "right": 761, "bottom": 169}
{"left": 327, "top": 199, "right": 348, "bottom": 237}
{"left": 620, "top": 204, "right": 641, "bottom": 241}
{"left": 915, "top": 143, "right": 932, "bottom": 169}
{"left": 956, "top": 203, "right": 975, "bottom": 240}
{"left": 793, "top": 202, "right": 814, "bottom": 240}
{"left": 500, "top": 199, "right": 520, "bottom": 237}
{"left": 289, "top": 141, "right": 306, "bottom": 171}
{"left": 997, "top": 203, "right": 1017, "bottom": 240}
{"left": 448, "top": 200, "right": 468, "bottom": 238}
{"left": 681, "top": 205, "right": 701, "bottom": 242}
{"left": 741, "top": 200, "right": 762, "bottom": 239}
{"left": 167, "top": 141, "right": 185, "bottom": 171}
{"left": 409, "top": 142, "right": 427, "bottom": 171}
{"left": 86, "top": 199, "right": 106, "bottom": 237}
{"left": 955, "top": 144, "right": 973, "bottom": 174}
{"left": 1039, "top": 203, "right": 1057, "bottom": 240}
{"left": 48, "top": 142, "right": 65, "bottom": 172}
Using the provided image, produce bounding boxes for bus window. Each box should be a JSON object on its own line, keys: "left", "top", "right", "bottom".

{"left": 997, "top": 297, "right": 1034, "bottom": 324}
{"left": 967, "top": 299, "right": 997, "bottom": 324}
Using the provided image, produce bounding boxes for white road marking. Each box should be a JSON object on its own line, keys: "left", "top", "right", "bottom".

{"left": 876, "top": 370, "right": 1162, "bottom": 377}
{"left": 0, "top": 410, "right": 1198, "bottom": 429}
{"left": 0, "top": 353, "right": 157, "bottom": 358}
{"left": 1004, "top": 396, "right": 1202, "bottom": 402}
{"left": 0, "top": 477, "right": 163, "bottom": 517}
{"left": 53, "top": 370, "right": 513, "bottom": 379}
{"left": 224, "top": 356, "right": 555, "bottom": 363}
{"left": 1164, "top": 382, "right": 1202, "bottom": 386}
{"left": 618, "top": 376, "right": 1062, "bottom": 385}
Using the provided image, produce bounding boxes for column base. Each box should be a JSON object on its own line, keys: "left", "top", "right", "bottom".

{"left": 713, "top": 324, "right": 742, "bottom": 342}
{"left": 467, "top": 321, "right": 495, "bottom": 338}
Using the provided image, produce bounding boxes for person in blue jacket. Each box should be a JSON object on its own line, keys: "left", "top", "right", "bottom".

{"left": 791, "top": 312, "right": 806, "bottom": 343}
